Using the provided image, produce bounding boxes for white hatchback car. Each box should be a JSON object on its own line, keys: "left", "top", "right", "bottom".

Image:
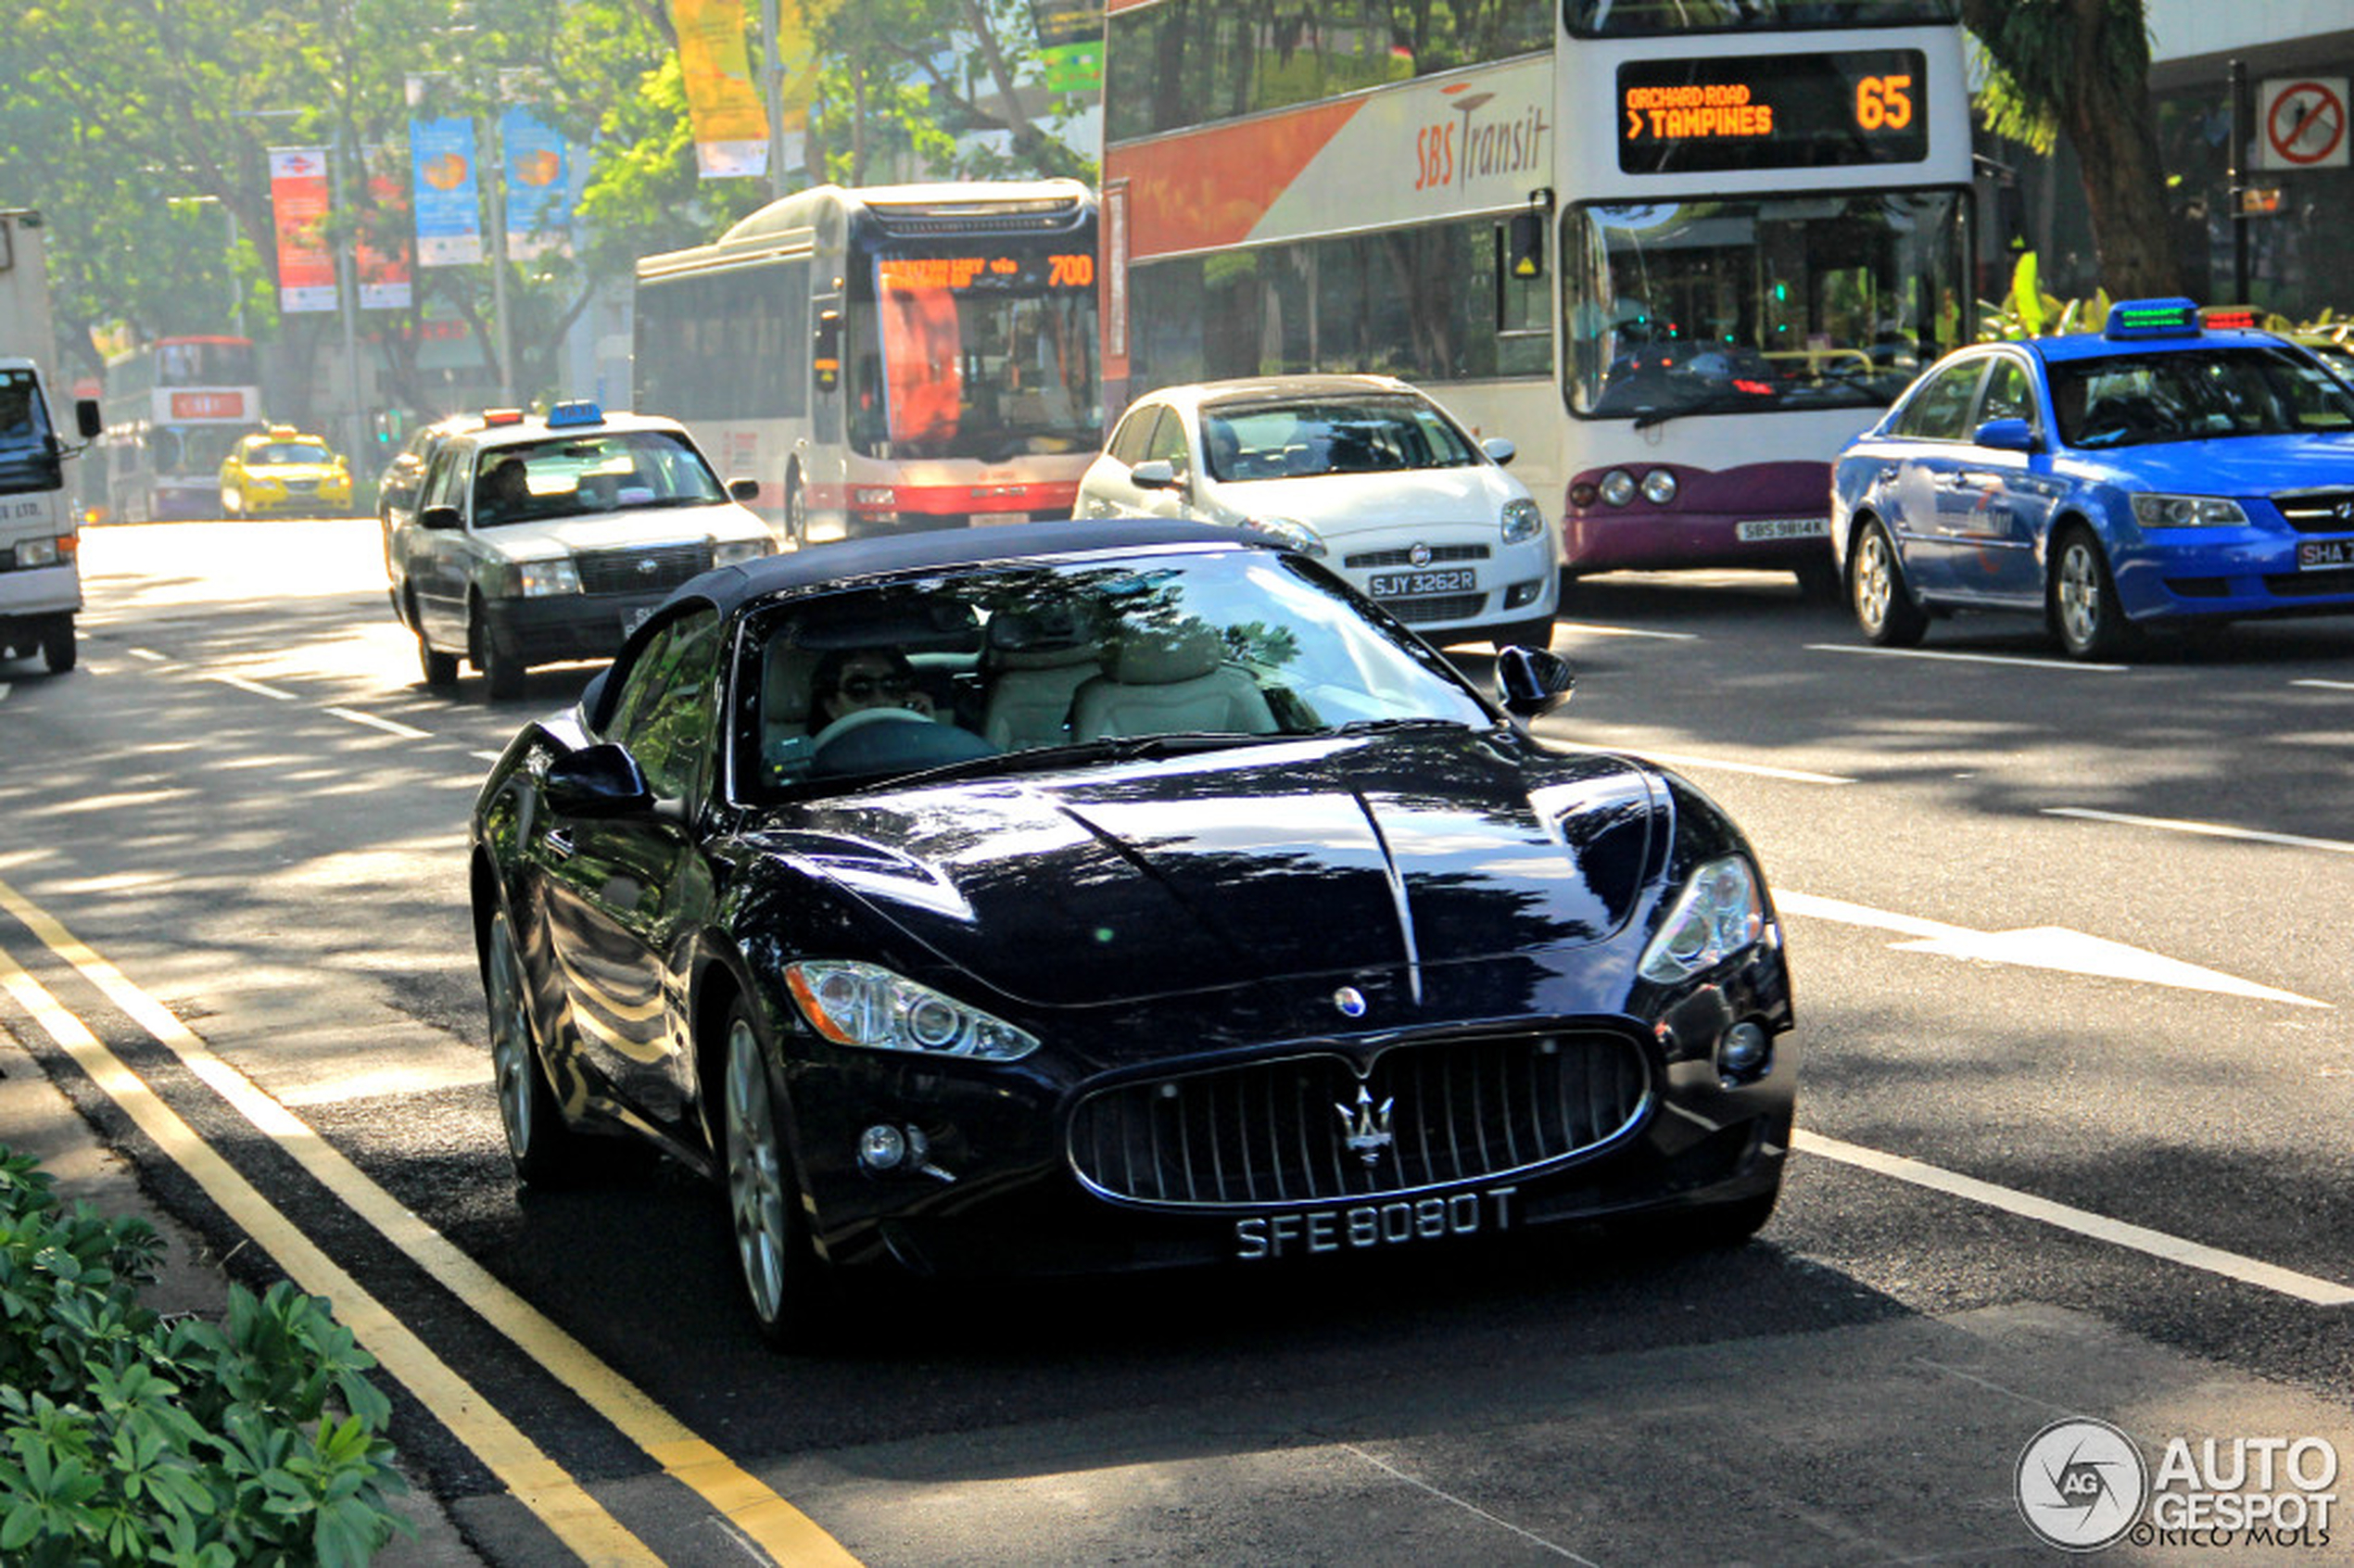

{"left": 1076, "top": 375, "right": 1559, "bottom": 649}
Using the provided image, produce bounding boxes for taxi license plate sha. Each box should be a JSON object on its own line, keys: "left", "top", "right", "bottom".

{"left": 2297, "top": 538, "right": 2354, "bottom": 569}
{"left": 970, "top": 511, "right": 1029, "bottom": 527}
{"left": 1234, "top": 1186, "right": 1516, "bottom": 1260}
{"left": 1367, "top": 568, "right": 1476, "bottom": 598}
{"left": 1736, "top": 517, "right": 1830, "bottom": 542}
{"left": 621, "top": 605, "right": 655, "bottom": 638}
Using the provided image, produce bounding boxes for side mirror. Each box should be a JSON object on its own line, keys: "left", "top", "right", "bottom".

{"left": 1496, "top": 645, "right": 1576, "bottom": 719}
{"left": 728, "top": 476, "right": 760, "bottom": 503}
{"left": 1482, "top": 436, "right": 1518, "bottom": 467}
{"left": 814, "top": 309, "right": 842, "bottom": 394}
{"left": 1973, "top": 417, "right": 2039, "bottom": 453}
{"left": 545, "top": 742, "right": 654, "bottom": 817}
{"left": 1130, "top": 459, "right": 1183, "bottom": 490}
{"left": 419, "top": 504, "right": 462, "bottom": 531}
{"left": 74, "top": 399, "right": 101, "bottom": 440}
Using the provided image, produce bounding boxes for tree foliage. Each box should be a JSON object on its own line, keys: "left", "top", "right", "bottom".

{"left": 0, "top": 0, "right": 1089, "bottom": 406}
{"left": 1959, "top": 0, "right": 2182, "bottom": 298}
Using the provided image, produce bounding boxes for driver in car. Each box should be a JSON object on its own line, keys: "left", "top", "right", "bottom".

{"left": 812, "top": 647, "right": 936, "bottom": 727}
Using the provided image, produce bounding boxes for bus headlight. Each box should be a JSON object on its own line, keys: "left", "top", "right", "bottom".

{"left": 1640, "top": 469, "right": 1680, "bottom": 505}
{"left": 1599, "top": 470, "right": 1638, "bottom": 507}
{"left": 1500, "top": 498, "right": 1544, "bottom": 544}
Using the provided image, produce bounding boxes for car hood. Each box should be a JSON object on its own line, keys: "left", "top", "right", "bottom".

{"left": 752, "top": 731, "right": 1663, "bottom": 1008}
{"left": 2066, "top": 433, "right": 2354, "bottom": 495}
{"left": 474, "top": 502, "right": 768, "bottom": 556}
{"left": 1208, "top": 469, "right": 1512, "bottom": 537}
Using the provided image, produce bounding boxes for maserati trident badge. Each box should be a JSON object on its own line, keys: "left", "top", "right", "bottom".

{"left": 1336, "top": 1085, "right": 1396, "bottom": 1167}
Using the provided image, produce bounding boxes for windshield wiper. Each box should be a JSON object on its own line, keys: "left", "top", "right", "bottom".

{"left": 1631, "top": 389, "right": 1774, "bottom": 432}
{"left": 876, "top": 730, "right": 1306, "bottom": 790}
{"left": 1329, "top": 716, "right": 1478, "bottom": 737}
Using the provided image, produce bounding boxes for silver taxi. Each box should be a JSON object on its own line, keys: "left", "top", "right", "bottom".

{"left": 387, "top": 402, "right": 776, "bottom": 698}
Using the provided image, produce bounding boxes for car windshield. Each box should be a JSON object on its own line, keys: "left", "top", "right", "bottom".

{"left": 1201, "top": 396, "right": 1478, "bottom": 482}
{"left": 473, "top": 429, "right": 727, "bottom": 527}
{"left": 250, "top": 441, "right": 332, "bottom": 465}
{"left": 2052, "top": 346, "right": 2354, "bottom": 449}
{"left": 743, "top": 548, "right": 1496, "bottom": 797}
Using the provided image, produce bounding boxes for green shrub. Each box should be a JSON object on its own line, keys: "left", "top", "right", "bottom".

{"left": 0, "top": 1146, "right": 413, "bottom": 1567}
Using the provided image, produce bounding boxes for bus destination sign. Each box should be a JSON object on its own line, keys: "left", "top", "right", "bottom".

{"left": 1617, "top": 50, "right": 1928, "bottom": 174}
{"left": 879, "top": 253, "right": 1095, "bottom": 293}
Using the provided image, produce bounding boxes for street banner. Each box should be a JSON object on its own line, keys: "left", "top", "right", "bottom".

{"left": 672, "top": 0, "right": 769, "bottom": 179}
{"left": 410, "top": 116, "right": 485, "bottom": 266}
{"left": 501, "top": 107, "right": 574, "bottom": 259}
{"left": 356, "top": 169, "right": 414, "bottom": 310}
{"left": 268, "top": 146, "right": 337, "bottom": 313}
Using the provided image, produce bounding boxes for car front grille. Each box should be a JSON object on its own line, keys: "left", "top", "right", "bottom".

{"left": 1383, "top": 592, "right": 1487, "bottom": 625}
{"left": 1067, "top": 1029, "right": 1651, "bottom": 1210}
{"left": 1344, "top": 543, "right": 1491, "bottom": 570}
{"left": 576, "top": 542, "right": 713, "bottom": 596}
{"left": 2274, "top": 490, "right": 2354, "bottom": 535}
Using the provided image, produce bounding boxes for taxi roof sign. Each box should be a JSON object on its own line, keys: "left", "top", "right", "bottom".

{"left": 2104, "top": 297, "right": 2202, "bottom": 340}
{"left": 546, "top": 399, "right": 605, "bottom": 428}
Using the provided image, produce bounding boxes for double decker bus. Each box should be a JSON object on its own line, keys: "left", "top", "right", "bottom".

{"left": 1100, "top": 0, "right": 1973, "bottom": 597}
{"left": 634, "top": 181, "right": 1103, "bottom": 546}
{"left": 97, "top": 335, "right": 263, "bottom": 522}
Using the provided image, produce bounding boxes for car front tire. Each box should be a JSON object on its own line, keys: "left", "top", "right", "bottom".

{"left": 472, "top": 603, "right": 527, "bottom": 700}
{"left": 1850, "top": 519, "right": 1928, "bottom": 647}
{"left": 2050, "top": 526, "right": 2137, "bottom": 661}
{"left": 486, "top": 904, "right": 586, "bottom": 1185}
{"left": 721, "top": 997, "right": 827, "bottom": 1347}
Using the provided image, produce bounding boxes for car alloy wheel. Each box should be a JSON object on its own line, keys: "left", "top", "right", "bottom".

{"left": 1852, "top": 521, "right": 1927, "bottom": 647}
{"left": 723, "top": 1001, "right": 819, "bottom": 1345}
{"left": 2052, "top": 529, "right": 2134, "bottom": 661}
{"left": 418, "top": 624, "right": 459, "bottom": 688}
{"left": 486, "top": 906, "right": 580, "bottom": 1184}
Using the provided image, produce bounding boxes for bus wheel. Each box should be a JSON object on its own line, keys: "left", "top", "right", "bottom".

{"left": 783, "top": 469, "right": 808, "bottom": 550}
{"left": 39, "top": 616, "right": 74, "bottom": 675}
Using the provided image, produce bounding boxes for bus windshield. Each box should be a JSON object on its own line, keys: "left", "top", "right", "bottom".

{"left": 850, "top": 259, "right": 1100, "bottom": 463}
{"left": 1566, "top": 191, "right": 1967, "bottom": 422}
{"left": 1565, "top": 0, "right": 1955, "bottom": 36}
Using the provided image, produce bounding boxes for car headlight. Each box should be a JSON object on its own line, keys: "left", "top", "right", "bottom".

{"left": 1639, "top": 855, "right": 1766, "bottom": 983}
{"left": 513, "top": 557, "right": 581, "bottom": 597}
{"left": 1640, "top": 469, "right": 1679, "bottom": 505}
{"left": 2131, "top": 494, "right": 2247, "bottom": 528}
{"left": 1500, "top": 497, "right": 1544, "bottom": 544}
{"left": 1599, "top": 469, "right": 1638, "bottom": 507}
{"left": 1240, "top": 516, "right": 1326, "bottom": 557}
{"left": 785, "top": 960, "right": 1039, "bottom": 1062}
{"left": 712, "top": 537, "right": 770, "bottom": 566}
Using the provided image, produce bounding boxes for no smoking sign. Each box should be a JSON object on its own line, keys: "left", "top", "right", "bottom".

{"left": 2259, "top": 77, "right": 2348, "bottom": 170}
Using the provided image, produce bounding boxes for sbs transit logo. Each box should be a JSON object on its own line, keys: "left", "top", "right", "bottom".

{"left": 2017, "top": 1419, "right": 2148, "bottom": 1551}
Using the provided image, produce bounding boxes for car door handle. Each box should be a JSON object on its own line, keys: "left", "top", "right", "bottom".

{"left": 543, "top": 828, "right": 575, "bottom": 861}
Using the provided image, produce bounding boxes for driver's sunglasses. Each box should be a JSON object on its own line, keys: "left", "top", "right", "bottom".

{"left": 840, "top": 673, "right": 913, "bottom": 700}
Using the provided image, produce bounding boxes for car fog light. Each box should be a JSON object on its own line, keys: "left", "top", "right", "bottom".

{"left": 1640, "top": 469, "right": 1679, "bottom": 505}
{"left": 1599, "top": 470, "right": 1638, "bottom": 507}
{"left": 859, "top": 1124, "right": 905, "bottom": 1170}
{"left": 1505, "top": 578, "right": 1543, "bottom": 609}
{"left": 1718, "top": 1021, "right": 1768, "bottom": 1078}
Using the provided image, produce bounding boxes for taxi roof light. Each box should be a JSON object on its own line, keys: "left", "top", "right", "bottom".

{"left": 546, "top": 399, "right": 605, "bottom": 428}
{"left": 2104, "top": 297, "right": 2203, "bottom": 341}
{"left": 481, "top": 407, "right": 526, "bottom": 427}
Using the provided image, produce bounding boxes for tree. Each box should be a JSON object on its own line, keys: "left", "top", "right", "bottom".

{"left": 1961, "top": 0, "right": 2183, "bottom": 299}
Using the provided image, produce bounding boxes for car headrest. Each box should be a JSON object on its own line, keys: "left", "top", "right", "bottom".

{"left": 987, "top": 605, "right": 1101, "bottom": 669}
{"left": 1107, "top": 619, "right": 1224, "bottom": 685}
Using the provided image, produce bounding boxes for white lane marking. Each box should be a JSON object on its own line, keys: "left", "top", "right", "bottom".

{"left": 1626, "top": 750, "right": 1854, "bottom": 785}
{"left": 1777, "top": 890, "right": 2328, "bottom": 1008}
{"left": 277, "top": 1059, "right": 493, "bottom": 1107}
{"left": 471, "top": 750, "right": 504, "bottom": 763}
{"left": 1552, "top": 622, "right": 1699, "bottom": 641}
{"left": 1796, "top": 1130, "right": 2354, "bottom": 1308}
{"left": 2293, "top": 678, "right": 2354, "bottom": 691}
{"left": 1805, "top": 643, "right": 2128, "bottom": 673}
{"left": 324, "top": 706, "right": 432, "bottom": 740}
{"left": 1339, "top": 1444, "right": 1600, "bottom": 1564}
{"left": 204, "top": 673, "right": 298, "bottom": 701}
{"left": 127, "top": 647, "right": 169, "bottom": 663}
{"left": 2045, "top": 806, "right": 2354, "bottom": 856}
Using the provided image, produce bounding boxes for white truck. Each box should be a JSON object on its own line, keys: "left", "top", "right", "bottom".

{"left": 0, "top": 208, "right": 100, "bottom": 674}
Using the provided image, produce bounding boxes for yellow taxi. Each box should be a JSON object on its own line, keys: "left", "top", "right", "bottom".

{"left": 219, "top": 425, "right": 353, "bottom": 517}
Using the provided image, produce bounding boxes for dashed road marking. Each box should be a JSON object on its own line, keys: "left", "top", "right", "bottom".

{"left": 2044, "top": 806, "right": 2354, "bottom": 856}
{"left": 324, "top": 705, "right": 433, "bottom": 740}
{"left": 204, "top": 673, "right": 299, "bottom": 701}
{"left": 1805, "top": 643, "right": 2128, "bottom": 672}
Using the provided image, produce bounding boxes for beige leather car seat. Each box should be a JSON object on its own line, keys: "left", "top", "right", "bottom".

{"left": 1069, "top": 619, "right": 1276, "bottom": 740}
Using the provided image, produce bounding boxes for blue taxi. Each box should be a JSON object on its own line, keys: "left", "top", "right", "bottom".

{"left": 1830, "top": 298, "right": 2354, "bottom": 659}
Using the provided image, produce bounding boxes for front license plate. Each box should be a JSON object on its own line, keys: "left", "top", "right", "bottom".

{"left": 2297, "top": 538, "right": 2354, "bottom": 569}
{"left": 970, "top": 511, "right": 1029, "bottom": 526}
{"left": 1234, "top": 1186, "right": 1518, "bottom": 1260}
{"left": 1736, "top": 516, "right": 1830, "bottom": 541}
{"left": 620, "top": 605, "right": 654, "bottom": 638}
{"left": 1367, "top": 568, "right": 1477, "bottom": 598}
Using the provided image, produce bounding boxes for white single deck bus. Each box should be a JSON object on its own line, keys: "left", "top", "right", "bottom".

{"left": 1100, "top": 0, "right": 1973, "bottom": 597}
{"left": 634, "top": 181, "right": 1103, "bottom": 546}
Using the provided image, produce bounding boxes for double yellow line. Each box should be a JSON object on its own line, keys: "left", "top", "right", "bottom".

{"left": 0, "top": 873, "right": 860, "bottom": 1567}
